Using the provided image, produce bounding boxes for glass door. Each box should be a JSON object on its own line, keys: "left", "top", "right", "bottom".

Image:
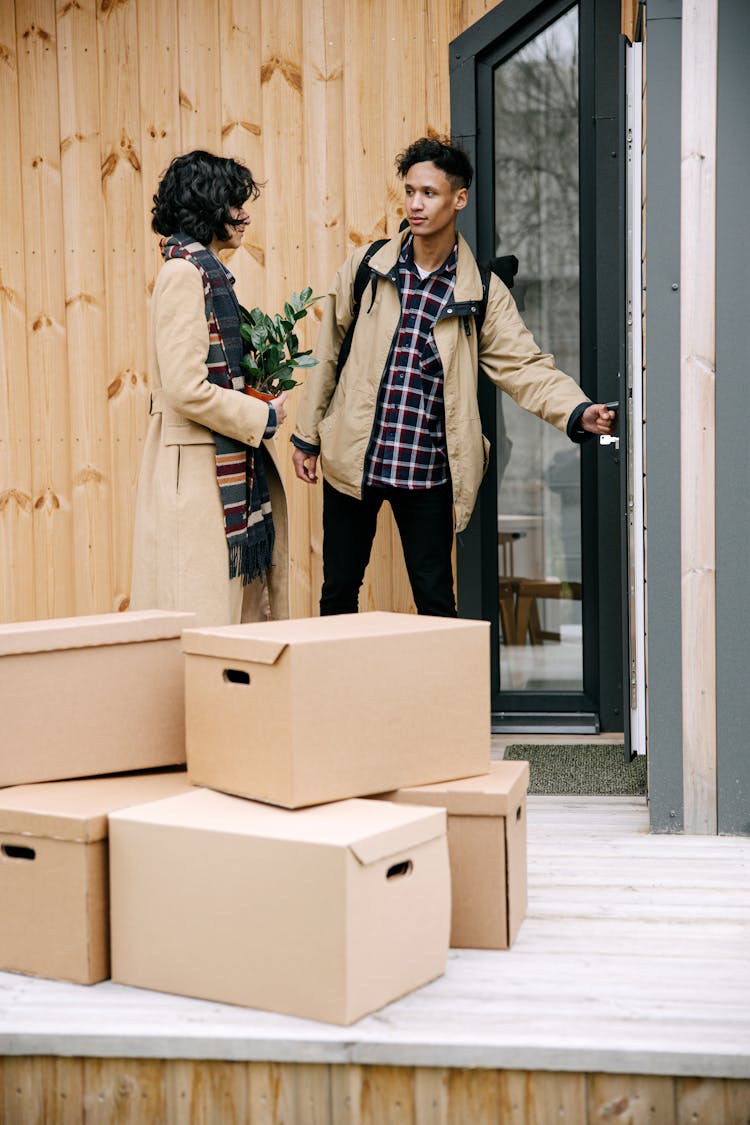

{"left": 493, "top": 6, "right": 584, "bottom": 698}
{"left": 452, "top": 0, "right": 627, "bottom": 735}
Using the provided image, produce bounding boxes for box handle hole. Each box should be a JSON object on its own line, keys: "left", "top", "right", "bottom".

{"left": 386, "top": 860, "right": 413, "bottom": 880}
{"left": 2, "top": 844, "right": 36, "bottom": 861}
{"left": 516, "top": 805, "right": 523, "bottom": 821}
{"left": 223, "top": 668, "right": 250, "bottom": 685}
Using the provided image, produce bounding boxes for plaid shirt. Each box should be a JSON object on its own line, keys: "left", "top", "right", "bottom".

{"left": 365, "top": 236, "right": 457, "bottom": 489}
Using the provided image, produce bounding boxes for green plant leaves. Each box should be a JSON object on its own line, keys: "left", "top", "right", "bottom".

{"left": 239, "top": 286, "right": 321, "bottom": 396}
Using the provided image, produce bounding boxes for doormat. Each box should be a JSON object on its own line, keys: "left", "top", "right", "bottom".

{"left": 503, "top": 743, "right": 647, "bottom": 796}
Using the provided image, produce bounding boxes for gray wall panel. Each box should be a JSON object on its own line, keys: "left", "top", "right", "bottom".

{"left": 716, "top": 0, "right": 750, "bottom": 834}
{"left": 644, "top": 3, "right": 684, "bottom": 831}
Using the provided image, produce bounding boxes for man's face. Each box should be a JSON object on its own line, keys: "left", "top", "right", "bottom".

{"left": 403, "top": 162, "right": 468, "bottom": 240}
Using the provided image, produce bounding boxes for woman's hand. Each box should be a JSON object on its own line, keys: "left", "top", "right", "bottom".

{"left": 270, "top": 391, "right": 288, "bottom": 427}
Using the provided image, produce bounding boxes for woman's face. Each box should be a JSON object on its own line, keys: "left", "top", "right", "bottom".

{"left": 209, "top": 203, "right": 250, "bottom": 253}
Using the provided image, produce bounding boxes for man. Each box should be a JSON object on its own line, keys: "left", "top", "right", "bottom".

{"left": 291, "top": 136, "right": 614, "bottom": 617}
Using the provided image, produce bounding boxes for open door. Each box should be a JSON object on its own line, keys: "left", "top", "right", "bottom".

{"left": 451, "top": 0, "right": 632, "bottom": 752}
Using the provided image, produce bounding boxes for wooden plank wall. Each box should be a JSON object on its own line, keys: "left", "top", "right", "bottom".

{"left": 0, "top": 0, "right": 498, "bottom": 625}
{"left": 1, "top": 1058, "right": 750, "bottom": 1124}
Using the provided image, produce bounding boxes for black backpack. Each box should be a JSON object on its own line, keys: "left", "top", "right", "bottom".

{"left": 334, "top": 237, "right": 519, "bottom": 381}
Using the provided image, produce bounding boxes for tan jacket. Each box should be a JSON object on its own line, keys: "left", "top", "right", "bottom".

{"left": 294, "top": 232, "right": 590, "bottom": 532}
{"left": 130, "top": 258, "right": 290, "bottom": 626}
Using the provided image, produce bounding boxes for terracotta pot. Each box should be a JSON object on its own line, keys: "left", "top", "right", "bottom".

{"left": 244, "top": 385, "right": 276, "bottom": 403}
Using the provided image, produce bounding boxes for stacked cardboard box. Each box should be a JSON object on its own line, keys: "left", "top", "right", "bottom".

{"left": 0, "top": 771, "right": 193, "bottom": 982}
{"left": 110, "top": 788, "right": 450, "bottom": 1025}
{"left": 0, "top": 610, "right": 193, "bottom": 786}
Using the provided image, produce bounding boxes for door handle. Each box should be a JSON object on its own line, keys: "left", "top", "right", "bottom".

{"left": 600, "top": 434, "right": 620, "bottom": 450}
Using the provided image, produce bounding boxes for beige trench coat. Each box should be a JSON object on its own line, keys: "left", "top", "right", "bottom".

{"left": 130, "top": 257, "right": 290, "bottom": 627}
{"left": 294, "top": 231, "right": 590, "bottom": 533}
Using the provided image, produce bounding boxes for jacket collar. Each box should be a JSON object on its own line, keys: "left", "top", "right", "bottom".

{"left": 368, "top": 230, "right": 484, "bottom": 303}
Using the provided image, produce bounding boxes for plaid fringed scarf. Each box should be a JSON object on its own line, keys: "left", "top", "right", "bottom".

{"left": 161, "top": 233, "right": 274, "bottom": 584}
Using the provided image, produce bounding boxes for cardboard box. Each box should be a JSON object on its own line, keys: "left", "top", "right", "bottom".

{"left": 182, "top": 611, "right": 490, "bottom": 807}
{"left": 0, "top": 610, "right": 194, "bottom": 786}
{"left": 110, "top": 788, "right": 450, "bottom": 1025}
{"left": 0, "top": 769, "right": 192, "bottom": 983}
{"left": 378, "top": 760, "right": 529, "bottom": 949}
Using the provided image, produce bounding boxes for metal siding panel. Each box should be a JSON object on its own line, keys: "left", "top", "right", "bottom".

{"left": 644, "top": 5, "right": 685, "bottom": 831}
{"left": 716, "top": 0, "right": 750, "bottom": 835}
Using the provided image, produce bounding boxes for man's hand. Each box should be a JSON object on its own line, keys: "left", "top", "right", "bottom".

{"left": 292, "top": 446, "right": 318, "bottom": 484}
{"left": 270, "top": 391, "right": 288, "bottom": 427}
{"left": 581, "top": 403, "right": 616, "bottom": 436}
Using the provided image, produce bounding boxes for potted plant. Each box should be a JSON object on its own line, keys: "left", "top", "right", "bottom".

{"left": 239, "top": 287, "right": 320, "bottom": 401}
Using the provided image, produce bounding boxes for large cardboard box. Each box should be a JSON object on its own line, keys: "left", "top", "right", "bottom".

{"left": 378, "top": 760, "right": 529, "bottom": 949}
{"left": 0, "top": 770, "right": 192, "bottom": 983}
{"left": 110, "top": 788, "right": 450, "bottom": 1025}
{"left": 0, "top": 610, "right": 194, "bottom": 786}
{"left": 182, "top": 611, "right": 490, "bottom": 807}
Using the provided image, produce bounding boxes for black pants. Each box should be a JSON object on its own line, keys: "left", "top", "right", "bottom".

{"left": 320, "top": 480, "right": 457, "bottom": 617}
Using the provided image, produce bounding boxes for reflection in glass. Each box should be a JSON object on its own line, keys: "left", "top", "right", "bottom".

{"left": 494, "top": 6, "right": 583, "bottom": 693}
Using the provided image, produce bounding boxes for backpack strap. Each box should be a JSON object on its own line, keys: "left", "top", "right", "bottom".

{"left": 335, "top": 238, "right": 389, "bottom": 382}
{"left": 473, "top": 263, "right": 491, "bottom": 341}
{"left": 469, "top": 255, "right": 519, "bottom": 342}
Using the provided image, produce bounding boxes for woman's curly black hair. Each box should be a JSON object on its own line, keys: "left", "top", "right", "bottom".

{"left": 151, "top": 150, "right": 261, "bottom": 245}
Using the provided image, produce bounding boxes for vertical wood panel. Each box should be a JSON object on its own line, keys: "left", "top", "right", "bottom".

{"left": 445, "top": 1068, "right": 502, "bottom": 1124}
{"left": 164, "top": 1058, "right": 249, "bottom": 1124}
{"left": 97, "top": 0, "right": 148, "bottom": 612}
{"left": 680, "top": 0, "right": 718, "bottom": 834}
{"left": 723, "top": 1079, "right": 750, "bottom": 1124}
{"left": 676, "top": 1077, "right": 727, "bottom": 1125}
{"left": 331, "top": 1063, "right": 364, "bottom": 1125}
{"left": 248, "top": 1061, "right": 332, "bottom": 1125}
{"left": 57, "top": 0, "right": 114, "bottom": 615}
{"left": 177, "top": 0, "right": 222, "bottom": 153}
{"left": 1, "top": 1056, "right": 83, "bottom": 1125}
{"left": 259, "top": 0, "right": 308, "bottom": 617}
{"left": 16, "top": 0, "right": 74, "bottom": 619}
{"left": 0, "top": 2, "right": 33, "bottom": 624}
{"left": 297, "top": 0, "right": 346, "bottom": 616}
{"left": 425, "top": 3, "right": 459, "bottom": 138}
{"left": 413, "top": 1067, "right": 450, "bottom": 1124}
{"left": 359, "top": 1065, "right": 415, "bottom": 1125}
{"left": 137, "top": 0, "right": 181, "bottom": 293}
{"left": 219, "top": 0, "right": 266, "bottom": 308}
{"left": 82, "top": 1058, "right": 166, "bottom": 1123}
{"left": 587, "top": 1073, "right": 676, "bottom": 1124}
{"left": 505, "top": 1070, "right": 588, "bottom": 1124}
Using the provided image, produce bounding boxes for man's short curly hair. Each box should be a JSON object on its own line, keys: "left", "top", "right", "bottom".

{"left": 395, "top": 136, "right": 473, "bottom": 190}
{"left": 151, "top": 150, "right": 261, "bottom": 245}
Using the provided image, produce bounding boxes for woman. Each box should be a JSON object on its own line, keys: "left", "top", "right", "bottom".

{"left": 130, "top": 151, "right": 289, "bottom": 625}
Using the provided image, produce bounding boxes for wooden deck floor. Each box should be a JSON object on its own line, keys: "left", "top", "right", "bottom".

{"left": 1, "top": 795, "right": 749, "bottom": 1082}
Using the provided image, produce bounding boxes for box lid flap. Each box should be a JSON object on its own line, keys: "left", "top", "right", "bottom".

{"left": 181, "top": 627, "right": 288, "bottom": 665}
{"left": 0, "top": 771, "right": 192, "bottom": 843}
{"left": 180, "top": 611, "right": 487, "bottom": 661}
{"left": 348, "top": 806, "right": 446, "bottom": 865}
{"left": 381, "top": 760, "right": 529, "bottom": 816}
{"left": 0, "top": 611, "right": 195, "bottom": 657}
{"left": 109, "top": 789, "right": 446, "bottom": 859}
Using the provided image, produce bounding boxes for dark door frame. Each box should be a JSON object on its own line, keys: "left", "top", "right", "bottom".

{"left": 450, "top": 0, "right": 627, "bottom": 734}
